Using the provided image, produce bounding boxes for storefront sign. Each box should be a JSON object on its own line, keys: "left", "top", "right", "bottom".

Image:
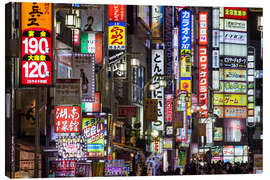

{"left": 163, "top": 138, "right": 173, "bottom": 149}
{"left": 199, "top": 12, "right": 208, "bottom": 45}
{"left": 56, "top": 135, "right": 87, "bottom": 160}
{"left": 180, "top": 9, "right": 191, "bottom": 54}
{"left": 220, "top": 31, "right": 247, "bottom": 44}
{"left": 108, "top": 22, "right": 126, "bottom": 50}
{"left": 81, "top": 6, "right": 103, "bottom": 32}
{"left": 224, "top": 7, "right": 247, "bottom": 20}
{"left": 223, "top": 146, "right": 234, "bottom": 156}
{"left": 199, "top": 47, "right": 208, "bottom": 118}
{"left": 213, "top": 127, "right": 223, "bottom": 141}
{"left": 218, "top": 81, "right": 247, "bottom": 93}
{"left": 220, "top": 43, "right": 247, "bottom": 56}
{"left": 214, "top": 106, "right": 247, "bottom": 118}
{"left": 82, "top": 117, "right": 105, "bottom": 158}
{"left": 81, "top": 32, "right": 103, "bottom": 65}
{"left": 213, "top": 94, "right": 247, "bottom": 106}
{"left": 212, "top": 50, "right": 220, "bottom": 68}
{"left": 21, "top": 2, "right": 52, "bottom": 85}
{"left": 108, "top": 5, "right": 125, "bottom": 22}
{"left": 75, "top": 163, "right": 91, "bottom": 177}
{"left": 82, "top": 92, "right": 101, "bottom": 113}
{"left": 152, "top": 137, "right": 162, "bottom": 154}
{"left": 55, "top": 160, "right": 76, "bottom": 171}
{"left": 118, "top": 106, "right": 137, "bottom": 118}
{"left": 220, "top": 69, "right": 247, "bottom": 81}
{"left": 55, "top": 106, "right": 81, "bottom": 133}
{"left": 152, "top": 50, "right": 164, "bottom": 131}
{"left": 144, "top": 98, "right": 158, "bottom": 122}
{"left": 180, "top": 55, "right": 191, "bottom": 78}
{"left": 152, "top": 6, "right": 163, "bottom": 39}
{"left": 220, "top": 56, "right": 247, "bottom": 68}
{"left": 73, "top": 29, "right": 80, "bottom": 46}
{"left": 165, "top": 94, "right": 173, "bottom": 123}
{"left": 220, "top": 19, "right": 247, "bottom": 32}
{"left": 54, "top": 79, "right": 81, "bottom": 105}
{"left": 72, "top": 53, "right": 95, "bottom": 102}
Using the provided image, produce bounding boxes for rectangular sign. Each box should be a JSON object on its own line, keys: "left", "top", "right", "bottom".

{"left": 163, "top": 138, "right": 173, "bottom": 149}
{"left": 72, "top": 53, "right": 95, "bottom": 102}
{"left": 199, "top": 12, "right": 208, "bottom": 45}
{"left": 220, "top": 18, "right": 247, "bottom": 32}
{"left": 81, "top": 32, "right": 103, "bottom": 65}
{"left": 21, "top": 2, "right": 52, "bottom": 85}
{"left": 212, "top": 8, "right": 220, "bottom": 29}
{"left": 144, "top": 98, "right": 158, "bottom": 122}
{"left": 180, "top": 9, "right": 191, "bottom": 56}
{"left": 212, "top": 50, "right": 220, "bottom": 68}
{"left": 173, "top": 28, "right": 179, "bottom": 81}
{"left": 224, "top": 7, "right": 247, "bottom": 20}
{"left": 108, "top": 22, "right": 126, "bottom": 50}
{"left": 82, "top": 117, "right": 105, "bottom": 158}
{"left": 152, "top": 6, "right": 163, "bottom": 39}
{"left": 214, "top": 106, "right": 247, "bottom": 118}
{"left": 118, "top": 106, "right": 137, "bottom": 118}
{"left": 165, "top": 94, "right": 174, "bottom": 123}
{"left": 73, "top": 29, "right": 80, "bottom": 46}
{"left": 55, "top": 160, "right": 76, "bottom": 171}
{"left": 220, "top": 43, "right": 247, "bottom": 56}
{"left": 213, "top": 94, "right": 247, "bottom": 106}
{"left": 214, "top": 127, "right": 223, "bottom": 141}
{"left": 220, "top": 31, "right": 247, "bottom": 44}
{"left": 81, "top": 5, "right": 103, "bottom": 32}
{"left": 212, "top": 30, "right": 220, "bottom": 48}
{"left": 82, "top": 92, "right": 101, "bottom": 113}
{"left": 55, "top": 106, "right": 81, "bottom": 133}
{"left": 152, "top": 50, "right": 164, "bottom": 131}
{"left": 212, "top": 71, "right": 220, "bottom": 90}
{"left": 219, "top": 69, "right": 247, "bottom": 81}
{"left": 199, "top": 47, "right": 208, "bottom": 118}
{"left": 218, "top": 81, "right": 247, "bottom": 93}
{"left": 75, "top": 163, "right": 91, "bottom": 177}
{"left": 152, "top": 137, "right": 162, "bottom": 154}
{"left": 108, "top": 5, "right": 125, "bottom": 22}
{"left": 220, "top": 56, "right": 247, "bottom": 68}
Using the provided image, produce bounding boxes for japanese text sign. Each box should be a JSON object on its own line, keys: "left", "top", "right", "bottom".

{"left": 165, "top": 94, "right": 173, "bottom": 123}
{"left": 218, "top": 81, "right": 247, "bottom": 93}
{"left": 108, "top": 5, "right": 126, "bottom": 22}
{"left": 224, "top": 7, "right": 247, "bottom": 20}
{"left": 213, "top": 94, "right": 247, "bottom": 106}
{"left": 55, "top": 106, "right": 81, "bottom": 133}
{"left": 199, "top": 12, "right": 208, "bottom": 45}
{"left": 151, "top": 137, "right": 162, "bottom": 154}
{"left": 21, "top": 2, "right": 52, "bottom": 85}
{"left": 219, "top": 69, "right": 247, "bottom": 81}
{"left": 55, "top": 160, "right": 76, "bottom": 171}
{"left": 214, "top": 106, "right": 247, "bottom": 118}
{"left": 220, "top": 56, "right": 247, "bottom": 69}
{"left": 118, "top": 106, "right": 137, "bottom": 118}
{"left": 199, "top": 47, "right": 208, "bottom": 118}
{"left": 108, "top": 22, "right": 126, "bottom": 50}
{"left": 180, "top": 9, "right": 191, "bottom": 55}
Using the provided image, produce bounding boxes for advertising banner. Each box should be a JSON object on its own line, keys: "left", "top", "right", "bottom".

{"left": 82, "top": 92, "right": 101, "bottom": 113}
{"left": 108, "top": 5, "right": 125, "bottom": 22}
{"left": 108, "top": 22, "right": 126, "bottom": 50}
{"left": 220, "top": 56, "right": 247, "bottom": 69}
{"left": 214, "top": 106, "right": 247, "bottom": 118}
{"left": 180, "top": 9, "right": 191, "bottom": 54}
{"left": 213, "top": 127, "right": 223, "bottom": 141}
{"left": 118, "top": 106, "right": 137, "bottom": 118}
{"left": 54, "top": 79, "right": 81, "bottom": 105}
{"left": 199, "top": 12, "right": 208, "bottom": 45}
{"left": 219, "top": 43, "right": 247, "bottom": 56}
{"left": 82, "top": 117, "right": 105, "bottom": 158}
{"left": 219, "top": 68, "right": 247, "bottom": 81}
{"left": 165, "top": 94, "right": 173, "bottom": 123}
{"left": 21, "top": 2, "right": 52, "bottom": 85}
{"left": 54, "top": 106, "right": 81, "bottom": 133}
{"left": 56, "top": 135, "right": 87, "bottom": 160}
{"left": 213, "top": 94, "right": 247, "bottom": 106}
{"left": 218, "top": 81, "right": 247, "bottom": 93}
{"left": 212, "top": 50, "right": 220, "bottom": 68}
{"left": 152, "top": 50, "right": 164, "bottom": 131}
{"left": 220, "top": 19, "right": 247, "bottom": 32}
{"left": 81, "top": 32, "right": 103, "bottom": 65}
{"left": 152, "top": 6, "right": 163, "bottom": 39}
{"left": 81, "top": 5, "right": 103, "bottom": 32}
{"left": 144, "top": 98, "right": 158, "bottom": 122}
{"left": 199, "top": 47, "right": 208, "bottom": 118}
{"left": 224, "top": 7, "right": 247, "bottom": 20}
{"left": 220, "top": 31, "right": 247, "bottom": 44}
{"left": 72, "top": 53, "right": 95, "bottom": 102}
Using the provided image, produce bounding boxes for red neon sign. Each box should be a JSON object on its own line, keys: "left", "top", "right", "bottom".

{"left": 199, "top": 47, "right": 208, "bottom": 118}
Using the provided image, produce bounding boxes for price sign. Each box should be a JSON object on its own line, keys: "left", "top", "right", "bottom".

{"left": 21, "top": 3, "right": 52, "bottom": 85}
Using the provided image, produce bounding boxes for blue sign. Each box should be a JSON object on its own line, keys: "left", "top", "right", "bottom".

{"left": 180, "top": 10, "right": 191, "bottom": 54}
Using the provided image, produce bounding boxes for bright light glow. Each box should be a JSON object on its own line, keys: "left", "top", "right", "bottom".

{"left": 131, "top": 58, "right": 140, "bottom": 66}
{"left": 159, "top": 79, "right": 167, "bottom": 87}
{"left": 119, "top": 63, "right": 126, "bottom": 71}
{"left": 151, "top": 130, "right": 159, "bottom": 138}
{"left": 56, "top": 21, "right": 61, "bottom": 34}
{"left": 149, "top": 84, "right": 156, "bottom": 91}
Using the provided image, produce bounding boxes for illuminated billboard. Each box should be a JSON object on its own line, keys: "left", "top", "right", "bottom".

{"left": 199, "top": 12, "right": 208, "bottom": 45}
{"left": 108, "top": 22, "right": 126, "bottom": 50}
{"left": 213, "top": 94, "right": 247, "bottom": 106}
{"left": 223, "top": 7, "right": 247, "bottom": 20}
{"left": 108, "top": 5, "right": 125, "bottom": 22}
{"left": 219, "top": 69, "right": 247, "bottom": 81}
{"left": 220, "top": 19, "right": 247, "bottom": 32}
{"left": 218, "top": 81, "right": 247, "bottom": 93}
{"left": 214, "top": 106, "right": 247, "bottom": 118}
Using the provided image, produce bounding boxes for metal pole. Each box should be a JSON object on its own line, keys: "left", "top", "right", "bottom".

{"left": 34, "top": 87, "right": 40, "bottom": 178}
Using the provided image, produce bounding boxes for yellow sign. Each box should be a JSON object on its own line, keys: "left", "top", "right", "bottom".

{"left": 213, "top": 94, "right": 247, "bottom": 106}
{"left": 180, "top": 53, "right": 192, "bottom": 77}
{"left": 108, "top": 22, "right": 126, "bottom": 50}
{"left": 180, "top": 80, "right": 191, "bottom": 92}
{"left": 21, "top": 2, "right": 52, "bottom": 31}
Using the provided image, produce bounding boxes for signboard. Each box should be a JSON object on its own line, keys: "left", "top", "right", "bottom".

{"left": 212, "top": 50, "right": 220, "bottom": 68}
{"left": 163, "top": 138, "right": 173, "bottom": 149}
{"left": 108, "top": 22, "right": 126, "bottom": 50}
{"left": 220, "top": 43, "right": 247, "bottom": 56}
{"left": 213, "top": 127, "right": 223, "bottom": 141}
{"left": 108, "top": 50, "right": 125, "bottom": 65}
{"left": 212, "top": 71, "right": 220, "bottom": 90}
{"left": 144, "top": 98, "right": 158, "bottom": 122}
{"left": 213, "top": 94, "right": 247, "bottom": 106}
{"left": 218, "top": 81, "right": 247, "bottom": 93}
{"left": 212, "top": 8, "right": 220, "bottom": 29}
{"left": 214, "top": 106, "right": 247, "bottom": 118}
{"left": 152, "top": 137, "right": 162, "bottom": 154}
{"left": 165, "top": 94, "right": 173, "bottom": 123}
{"left": 82, "top": 117, "right": 105, "bottom": 158}
{"left": 75, "top": 163, "right": 91, "bottom": 177}
{"left": 173, "top": 28, "right": 179, "bottom": 81}
{"left": 21, "top": 2, "right": 52, "bottom": 85}
{"left": 82, "top": 92, "right": 101, "bottom": 113}
{"left": 56, "top": 135, "right": 87, "bottom": 160}
{"left": 72, "top": 53, "right": 95, "bottom": 102}
{"left": 55, "top": 79, "right": 81, "bottom": 105}
{"left": 152, "top": 6, "right": 163, "bottom": 39}
{"left": 56, "top": 52, "right": 72, "bottom": 78}
{"left": 212, "top": 30, "right": 219, "bottom": 48}
{"left": 81, "top": 32, "right": 103, "bottom": 65}
{"left": 55, "top": 106, "right": 81, "bottom": 133}
{"left": 152, "top": 50, "right": 164, "bottom": 131}
{"left": 81, "top": 5, "right": 103, "bottom": 32}
{"left": 108, "top": 5, "right": 125, "bottom": 22}
{"left": 199, "top": 47, "right": 208, "bottom": 118}
{"left": 223, "top": 146, "right": 234, "bottom": 156}
{"left": 55, "top": 160, "right": 76, "bottom": 171}
{"left": 219, "top": 69, "right": 247, "bottom": 81}
{"left": 73, "top": 29, "right": 80, "bottom": 46}
{"left": 220, "top": 56, "right": 247, "bottom": 68}
{"left": 224, "top": 7, "right": 247, "bottom": 20}
{"left": 220, "top": 19, "right": 247, "bottom": 32}
{"left": 220, "top": 31, "right": 247, "bottom": 44}
{"left": 118, "top": 106, "right": 137, "bottom": 118}
{"left": 180, "top": 9, "right": 191, "bottom": 54}
{"left": 166, "top": 126, "right": 173, "bottom": 135}
{"left": 199, "top": 12, "right": 208, "bottom": 45}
